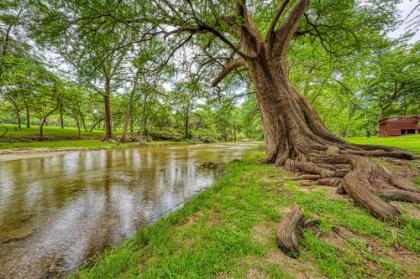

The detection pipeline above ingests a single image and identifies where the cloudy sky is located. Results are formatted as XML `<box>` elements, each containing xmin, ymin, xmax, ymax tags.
<box><xmin>390</xmin><ymin>0</ymin><xmax>420</xmax><ymax>42</ymax></box>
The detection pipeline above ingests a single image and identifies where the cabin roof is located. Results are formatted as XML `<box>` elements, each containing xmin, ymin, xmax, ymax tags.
<box><xmin>378</xmin><ymin>115</ymin><xmax>420</xmax><ymax>125</ymax></box>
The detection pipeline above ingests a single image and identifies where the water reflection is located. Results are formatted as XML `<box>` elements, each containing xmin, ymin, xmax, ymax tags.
<box><xmin>0</xmin><ymin>142</ymin><xmax>259</xmax><ymax>278</ymax></box>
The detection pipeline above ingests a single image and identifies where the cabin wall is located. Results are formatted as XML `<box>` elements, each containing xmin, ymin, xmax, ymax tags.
<box><xmin>378</xmin><ymin>116</ymin><xmax>420</xmax><ymax>137</ymax></box>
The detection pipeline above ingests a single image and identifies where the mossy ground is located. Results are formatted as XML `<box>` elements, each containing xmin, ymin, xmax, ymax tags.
<box><xmin>73</xmin><ymin>151</ymin><xmax>420</xmax><ymax>279</ymax></box>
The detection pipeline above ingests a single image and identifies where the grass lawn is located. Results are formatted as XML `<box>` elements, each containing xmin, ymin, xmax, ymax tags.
<box><xmin>0</xmin><ymin>124</ymin><xmax>107</xmax><ymax>139</ymax></box>
<box><xmin>0</xmin><ymin>125</ymin><xmax>196</xmax><ymax>150</ymax></box>
<box><xmin>73</xmin><ymin>153</ymin><xmax>420</xmax><ymax>279</ymax></box>
<box><xmin>0</xmin><ymin>140</ymin><xmax>194</xmax><ymax>150</ymax></box>
<box><xmin>347</xmin><ymin>134</ymin><xmax>420</xmax><ymax>154</ymax></box>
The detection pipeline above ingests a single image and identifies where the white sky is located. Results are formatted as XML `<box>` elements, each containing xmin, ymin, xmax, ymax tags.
<box><xmin>389</xmin><ymin>0</ymin><xmax>420</xmax><ymax>42</ymax></box>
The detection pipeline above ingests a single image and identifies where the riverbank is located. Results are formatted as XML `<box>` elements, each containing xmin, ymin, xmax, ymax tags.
<box><xmin>0</xmin><ymin>140</ymin><xmax>199</xmax><ymax>162</ymax></box>
<box><xmin>72</xmin><ymin>152</ymin><xmax>420</xmax><ymax>279</ymax></box>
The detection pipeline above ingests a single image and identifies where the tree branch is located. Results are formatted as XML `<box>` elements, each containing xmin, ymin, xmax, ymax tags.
<box><xmin>266</xmin><ymin>0</ymin><xmax>290</xmax><ymax>43</ymax></box>
<box><xmin>273</xmin><ymin>0</ymin><xmax>310</xmax><ymax>56</ymax></box>
<box><xmin>211</xmin><ymin>58</ymin><xmax>246</xmax><ymax>87</ymax></box>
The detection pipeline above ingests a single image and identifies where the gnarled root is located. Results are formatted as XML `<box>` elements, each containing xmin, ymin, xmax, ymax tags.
<box><xmin>282</xmin><ymin>145</ymin><xmax>419</xmax><ymax>220</ymax></box>
<box><xmin>276</xmin><ymin>205</ymin><xmax>305</xmax><ymax>258</ymax></box>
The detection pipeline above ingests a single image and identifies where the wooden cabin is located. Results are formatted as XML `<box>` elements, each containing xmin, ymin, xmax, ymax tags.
<box><xmin>378</xmin><ymin>115</ymin><xmax>420</xmax><ymax>136</ymax></box>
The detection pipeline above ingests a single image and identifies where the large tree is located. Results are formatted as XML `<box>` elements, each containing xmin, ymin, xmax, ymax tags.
<box><xmin>26</xmin><ymin>0</ymin><xmax>419</xmax><ymax>219</ymax></box>
<box><xmin>132</xmin><ymin>0</ymin><xmax>419</xmax><ymax>219</ymax></box>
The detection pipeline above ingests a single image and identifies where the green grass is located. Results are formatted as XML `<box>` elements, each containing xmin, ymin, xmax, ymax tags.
<box><xmin>0</xmin><ymin>125</ymin><xmax>197</xmax><ymax>150</ymax></box>
<box><xmin>72</xmin><ymin>154</ymin><xmax>420</xmax><ymax>279</ymax></box>
<box><xmin>0</xmin><ymin>124</ymin><xmax>107</xmax><ymax>139</ymax></box>
<box><xmin>346</xmin><ymin>134</ymin><xmax>420</xmax><ymax>154</ymax></box>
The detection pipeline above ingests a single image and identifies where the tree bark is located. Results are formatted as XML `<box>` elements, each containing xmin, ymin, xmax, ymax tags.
<box><xmin>75</xmin><ymin>115</ymin><xmax>81</xmax><ymax>139</ymax></box>
<box><xmin>121</xmin><ymin>71</ymin><xmax>140</xmax><ymax>141</ymax></box>
<box><xmin>184</xmin><ymin>113</ymin><xmax>189</xmax><ymax>139</ymax></box>
<box><xmin>8</xmin><ymin>97</ymin><xmax>22</xmax><ymax>129</ymax></box>
<box><xmin>276</xmin><ymin>205</ymin><xmax>304</xmax><ymax>258</ymax></box>
<box><xmin>103</xmin><ymin>77</ymin><xmax>113</xmax><ymax>141</ymax></box>
<box><xmin>247</xmin><ymin>55</ymin><xmax>345</xmax><ymax>164</ymax></box>
<box><xmin>59</xmin><ymin>104</ymin><xmax>64</xmax><ymax>129</ymax></box>
<box><xmin>39</xmin><ymin>98</ymin><xmax>60</xmax><ymax>140</ymax></box>
<box><xmin>24</xmin><ymin>100</ymin><xmax>31</xmax><ymax>128</ymax></box>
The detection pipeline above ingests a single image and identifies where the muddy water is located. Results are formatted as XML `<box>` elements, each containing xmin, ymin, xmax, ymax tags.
<box><xmin>0</xmin><ymin>143</ymin><xmax>260</xmax><ymax>278</ymax></box>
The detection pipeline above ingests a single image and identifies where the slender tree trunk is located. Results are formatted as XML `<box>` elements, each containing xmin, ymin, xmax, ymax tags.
<box><xmin>121</xmin><ymin>71</ymin><xmax>140</xmax><ymax>141</ymax></box>
<box><xmin>80</xmin><ymin>112</ymin><xmax>87</xmax><ymax>131</ymax></box>
<box><xmin>59</xmin><ymin>105</ymin><xmax>64</xmax><ymax>128</ymax></box>
<box><xmin>103</xmin><ymin>77</ymin><xmax>113</xmax><ymax>141</ymax></box>
<box><xmin>130</xmin><ymin>113</ymin><xmax>134</xmax><ymax>133</ymax></box>
<box><xmin>140</xmin><ymin>92</ymin><xmax>149</xmax><ymax>140</ymax></box>
<box><xmin>39</xmin><ymin>104</ymin><xmax>59</xmax><ymax>140</ymax></box>
<box><xmin>75</xmin><ymin>115</ymin><xmax>81</xmax><ymax>139</ymax></box>
<box><xmin>90</xmin><ymin>118</ymin><xmax>103</xmax><ymax>132</ymax></box>
<box><xmin>40</xmin><ymin>119</ymin><xmax>45</xmax><ymax>139</ymax></box>
<box><xmin>17</xmin><ymin>111</ymin><xmax>22</xmax><ymax>129</ymax></box>
<box><xmin>24</xmin><ymin>100</ymin><xmax>31</xmax><ymax>128</ymax></box>
<box><xmin>184</xmin><ymin>114</ymin><xmax>189</xmax><ymax>139</ymax></box>
<box><xmin>7</xmin><ymin>97</ymin><xmax>22</xmax><ymax>129</ymax></box>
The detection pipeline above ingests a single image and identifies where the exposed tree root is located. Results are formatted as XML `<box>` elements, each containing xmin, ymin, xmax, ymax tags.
<box><xmin>276</xmin><ymin>205</ymin><xmax>305</xmax><ymax>258</ymax></box>
<box><xmin>281</xmin><ymin>144</ymin><xmax>419</xmax><ymax>220</ymax></box>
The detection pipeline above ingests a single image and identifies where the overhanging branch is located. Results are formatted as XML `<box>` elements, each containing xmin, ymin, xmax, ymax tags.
<box><xmin>211</xmin><ymin>58</ymin><xmax>246</xmax><ymax>87</ymax></box>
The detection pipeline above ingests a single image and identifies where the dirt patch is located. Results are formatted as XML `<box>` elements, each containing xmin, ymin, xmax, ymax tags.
<box><xmin>246</xmin><ymin>268</ymin><xmax>267</xmax><ymax>279</ymax></box>
<box><xmin>251</xmin><ymin>223</ymin><xmax>276</xmax><ymax>246</ymax></box>
<box><xmin>267</xmin><ymin>250</ymin><xmax>325</xmax><ymax>279</ymax></box>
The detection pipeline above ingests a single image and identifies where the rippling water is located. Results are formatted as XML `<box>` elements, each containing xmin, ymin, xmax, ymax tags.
<box><xmin>0</xmin><ymin>142</ymin><xmax>259</xmax><ymax>278</ymax></box>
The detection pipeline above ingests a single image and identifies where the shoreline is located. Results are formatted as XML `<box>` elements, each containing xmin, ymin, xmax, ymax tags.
<box><xmin>0</xmin><ymin>140</ymin><xmax>211</xmax><ymax>162</ymax></box>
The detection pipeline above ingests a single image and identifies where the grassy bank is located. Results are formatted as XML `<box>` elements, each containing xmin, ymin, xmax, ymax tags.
<box><xmin>0</xmin><ymin>139</ymin><xmax>196</xmax><ymax>150</ymax></box>
<box><xmin>347</xmin><ymin>134</ymin><xmax>420</xmax><ymax>154</ymax></box>
<box><xmin>0</xmin><ymin>125</ymin><xmax>198</xmax><ymax>150</ymax></box>
<box><xmin>73</xmin><ymin>152</ymin><xmax>420</xmax><ymax>279</ymax></box>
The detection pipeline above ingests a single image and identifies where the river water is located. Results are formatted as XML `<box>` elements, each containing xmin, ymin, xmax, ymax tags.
<box><xmin>0</xmin><ymin>143</ymin><xmax>259</xmax><ymax>278</ymax></box>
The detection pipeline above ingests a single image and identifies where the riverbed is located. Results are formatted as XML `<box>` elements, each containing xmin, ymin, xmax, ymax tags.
<box><xmin>0</xmin><ymin>142</ymin><xmax>260</xmax><ymax>278</ymax></box>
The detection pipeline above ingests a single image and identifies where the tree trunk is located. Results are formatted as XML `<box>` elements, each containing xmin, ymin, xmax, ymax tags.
<box><xmin>75</xmin><ymin>115</ymin><xmax>81</xmax><ymax>139</ymax></box>
<box><xmin>90</xmin><ymin>118</ymin><xmax>103</xmax><ymax>132</ymax></box>
<box><xmin>247</xmin><ymin>56</ymin><xmax>344</xmax><ymax>164</ymax></box>
<box><xmin>16</xmin><ymin>109</ymin><xmax>22</xmax><ymax>129</ymax></box>
<box><xmin>24</xmin><ymin>100</ymin><xmax>31</xmax><ymax>128</ymax></box>
<box><xmin>207</xmin><ymin>0</ymin><xmax>417</xmax><ymax>221</ymax></box>
<box><xmin>8</xmin><ymin>97</ymin><xmax>22</xmax><ymax>129</ymax></box>
<box><xmin>130</xmin><ymin>113</ymin><xmax>134</xmax><ymax>133</ymax></box>
<box><xmin>59</xmin><ymin>105</ymin><xmax>64</xmax><ymax>129</ymax></box>
<box><xmin>40</xmin><ymin>118</ymin><xmax>46</xmax><ymax>140</ymax></box>
<box><xmin>121</xmin><ymin>71</ymin><xmax>140</xmax><ymax>141</ymax></box>
<box><xmin>245</xmin><ymin>54</ymin><xmax>416</xmax><ymax>220</ymax></box>
<box><xmin>39</xmin><ymin>103</ymin><xmax>59</xmax><ymax>140</ymax></box>
<box><xmin>103</xmin><ymin>77</ymin><xmax>113</xmax><ymax>141</ymax></box>
<box><xmin>184</xmin><ymin>114</ymin><xmax>189</xmax><ymax>139</ymax></box>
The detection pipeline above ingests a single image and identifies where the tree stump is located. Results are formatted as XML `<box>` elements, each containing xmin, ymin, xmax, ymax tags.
<box><xmin>276</xmin><ymin>205</ymin><xmax>305</xmax><ymax>258</ymax></box>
